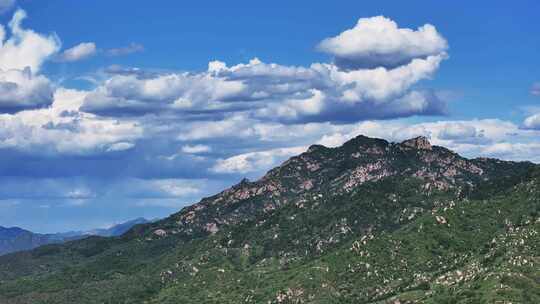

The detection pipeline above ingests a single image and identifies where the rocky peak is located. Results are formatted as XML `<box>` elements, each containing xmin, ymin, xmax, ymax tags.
<box><xmin>239</xmin><ymin>178</ymin><xmax>251</xmax><ymax>185</ymax></box>
<box><xmin>343</xmin><ymin>135</ymin><xmax>389</xmax><ymax>149</ymax></box>
<box><xmin>400</xmin><ymin>136</ymin><xmax>432</xmax><ymax>150</ymax></box>
<box><xmin>306</xmin><ymin>144</ymin><xmax>327</xmax><ymax>153</ymax></box>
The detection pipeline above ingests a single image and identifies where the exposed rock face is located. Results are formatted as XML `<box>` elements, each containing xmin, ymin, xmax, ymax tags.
<box><xmin>400</xmin><ymin>136</ymin><xmax>432</xmax><ymax>150</ymax></box>
<box><xmin>340</xmin><ymin>161</ymin><xmax>394</xmax><ymax>192</ymax></box>
<box><xmin>153</xmin><ymin>229</ymin><xmax>167</xmax><ymax>237</ymax></box>
<box><xmin>435</xmin><ymin>215</ymin><xmax>448</xmax><ymax>225</ymax></box>
<box><xmin>204</xmin><ymin>222</ymin><xmax>219</xmax><ymax>234</ymax></box>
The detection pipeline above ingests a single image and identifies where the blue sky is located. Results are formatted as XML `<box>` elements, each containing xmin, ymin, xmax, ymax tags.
<box><xmin>0</xmin><ymin>0</ymin><xmax>539</xmax><ymax>233</ymax></box>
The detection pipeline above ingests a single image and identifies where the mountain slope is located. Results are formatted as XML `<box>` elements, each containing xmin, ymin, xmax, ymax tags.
<box><xmin>76</xmin><ymin>217</ymin><xmax>151</xmax><ymax>238</ymax></box>
<box><xmin>0</xmin><ymin>218</ymin><xmax>150</xmax><ymax>256</ymax></box>
<box><xmin>0</xmin><ymin>135</ymin><xmax>538</xmax><ymax>303</ymax></box>
<box><xmin>0</xmin><ymin>227</ymin><xmax>65</xmax><ymax>257</ymax></box>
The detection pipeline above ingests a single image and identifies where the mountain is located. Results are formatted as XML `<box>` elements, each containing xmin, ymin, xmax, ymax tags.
<box><xmin>0</xmin><ymin>135</ymin><xmax>538</xmax><ymax>303</ymax></box>
<box><xmin>0</xmin><ymin>227</ymin><xmax>65</xmax><ymax>257</ymax></box>
<box><xmin>0</xmin><ymin>218</ymin><xmax>150</xmax><ymax>256</ymax></box>
<box><xmin>83</xmin><ymin>217</ymin><xmax>150</xmax><ymax>237</ymax></box>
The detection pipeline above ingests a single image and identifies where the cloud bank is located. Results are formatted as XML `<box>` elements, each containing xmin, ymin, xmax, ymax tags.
<box><xmin>81</xmin><ymin>52</ymin><xmax>447</xmax><ymax>123</ymax></box>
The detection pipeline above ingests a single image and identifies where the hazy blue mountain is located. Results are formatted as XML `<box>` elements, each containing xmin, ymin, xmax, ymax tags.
<box><xmin>0</xmin><ymin>227</ymin><xmax>63</xmax><ymax>256</ymax></box>
<box><xmin>84</xmin><ymin>217</ymin><xmax>150</xmax><ymax>237</ymax></box>
<box><xmin>0</xmin><ymin>218</ymin><xmax>150</xmax><ymax>256</ymax></box>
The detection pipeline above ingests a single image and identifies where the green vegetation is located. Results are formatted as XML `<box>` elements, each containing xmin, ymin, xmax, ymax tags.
<box><xmin>0</xmin><ymin>136</ymin><xmax>538</xmax><ymax>303</ymax></box>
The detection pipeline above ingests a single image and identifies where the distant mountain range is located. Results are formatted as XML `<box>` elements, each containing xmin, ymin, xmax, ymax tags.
<box><xmin>0</xmin><ymin>217</ymin><xmax>150</xmax><ymax>256</ymax></box>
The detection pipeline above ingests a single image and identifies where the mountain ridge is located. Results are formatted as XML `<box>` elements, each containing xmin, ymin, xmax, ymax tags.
<box><xmin>143</xmin><ymin>135</ymin><xmax>528</xmax><ymax>241</ymax></box>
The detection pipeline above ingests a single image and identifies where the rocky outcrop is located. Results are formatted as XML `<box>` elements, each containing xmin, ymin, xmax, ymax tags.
<box><xmin>400</xmin><ymin>136</ymin><xmax>432</xmax><ymax>150</ymax></box>
<box><xmin>153</xmin><ymin>229</ymin><xmax>167</xmax><ymax>237</ymax></box>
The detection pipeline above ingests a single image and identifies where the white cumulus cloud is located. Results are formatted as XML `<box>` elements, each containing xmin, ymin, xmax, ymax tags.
<box><xmin>82</xmin><ymin>55</ymin><xmax>447</xmax><ymax>122</ymax></box>
<box><xmin>57</xmin><ymin>42</ymin><xmax>96</xmax><ymax>62</ymax></box>
<box><xmin>0</xmin><ymin>9</ymin><xmax>60</xmax><ymax>73</ymax></box>
<box><xmin>0</xmin><ymin>9</ymin><xmax>60</xmax><ymax>112</ymax></box>
<box><xmin>181</xmin><ymin>144</ymin><xmax>211</xmax><ymax>154</ymax></box>
<box><xmin>212</xmin><ymin>146</ymin><xmax>306</xmax><ymax>174</ymax></box>
<box><xmin>0</xmin><ymin>67</ymin><xmax>53</xmax><ymax>111</ymax></box>
<box><xmin>523</xmin><ymin>113</ymin><xmax>540</xmax><ymax>130</ymax></box>
<box><xmin>317</xmin><ymin>16</ymin><xmax>448</xmax><ymax>70</ymax></box>
<box><xmin>0</xmin><ymin>88</ymin><xmax>143</xmax><ymax>155</ymax></box>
